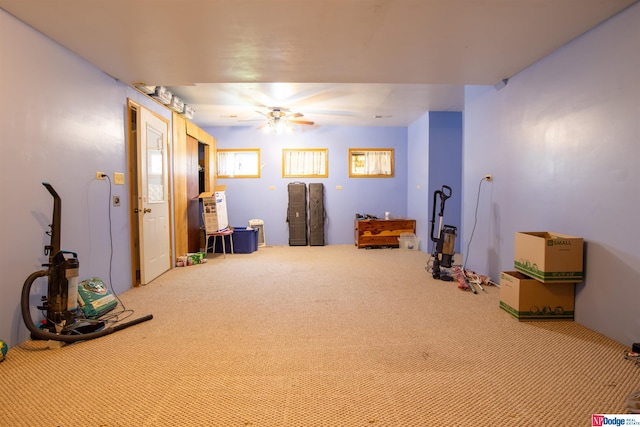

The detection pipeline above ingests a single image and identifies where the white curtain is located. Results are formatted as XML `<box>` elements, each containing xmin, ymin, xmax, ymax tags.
<box><xmin>284</xmin><ymin>150</ymin><xmax>326</xmax><ymax>176</ymax></box>
<box><xmin>363</xmin><ymin>150</ymin><xmax>392</xmax><ymax>175</ymax></box>
<box><xmin>217</xmin><ymin>151</ymin><xmax>258</xmax><ymax>177</ymax></box>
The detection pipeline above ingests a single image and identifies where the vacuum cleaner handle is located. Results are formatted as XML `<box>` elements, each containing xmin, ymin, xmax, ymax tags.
<box><xmin>42</xmin><ymin>182</ymin><xmax>61</xmax><ymax>259</ymax></box>
<box><xmin>441</xmin><ymin>185</ymin><xmax>452</xmax><ymax>199</ymax></box>
<box><xmin>430</xmin><ymin>185</ymin><xmax>453</xmax><ymax>242</ymax></box>
<box><xmin>437</xmin><ymin>185</ymin><xmax>452</xmax><ymax>216</ymax></box>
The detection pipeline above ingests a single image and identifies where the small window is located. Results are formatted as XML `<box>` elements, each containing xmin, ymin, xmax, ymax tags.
<box><xmin>282</xmin><ymin>148</ymin><xmax>328</xmax><ymax>178</ymax></box>
<box><xmin>349</xmin><ymin>148</ymin><xmax>394</xmax><ymax>178</ymax></box>
<box><xmin>217</xmin><ymin>149</ymin><xmax>261</xmax><ymax>178</ymax></box>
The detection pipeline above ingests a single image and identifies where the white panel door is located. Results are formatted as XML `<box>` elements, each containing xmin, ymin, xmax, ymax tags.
<box><xmin>138</xmin><ymin>107</ymin><xmax>171</xmax><ymax>284</ymax></box>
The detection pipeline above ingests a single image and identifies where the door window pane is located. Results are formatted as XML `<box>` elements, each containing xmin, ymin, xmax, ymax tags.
<box><xmin>147</xmin><ymin>126</ymin><xmax>165</xmax><ymax>202</ymax></box>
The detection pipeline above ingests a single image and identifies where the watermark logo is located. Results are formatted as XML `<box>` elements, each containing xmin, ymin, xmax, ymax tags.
<box><xmin>593</xmin><ymin>414</ymin><xmax>640</xmax><ymax>426</ymax></box>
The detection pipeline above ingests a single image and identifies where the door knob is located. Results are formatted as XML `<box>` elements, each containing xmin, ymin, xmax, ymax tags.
<box><xmin>143</xmin><ymin>208</ymin><xmax>152</xmax><ymax>213</ymax></box>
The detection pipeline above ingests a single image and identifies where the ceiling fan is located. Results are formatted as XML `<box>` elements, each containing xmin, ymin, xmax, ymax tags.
<box><xmin>254</xmin><ymin>107</ymin><xmax>314</xmax><ymax>131</ymax></box>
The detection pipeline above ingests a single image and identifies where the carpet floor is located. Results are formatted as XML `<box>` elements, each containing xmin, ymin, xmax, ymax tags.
<box><xmin>1</xmin><ymin>245</ymin><xmax>639</xmax><ymax>426</ymax></box>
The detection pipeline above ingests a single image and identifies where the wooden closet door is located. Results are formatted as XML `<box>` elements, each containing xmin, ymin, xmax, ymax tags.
<box><xmin>186</xmin><ymin>135</ymin><xmax>201</xmax><ymax>253</ymax></box>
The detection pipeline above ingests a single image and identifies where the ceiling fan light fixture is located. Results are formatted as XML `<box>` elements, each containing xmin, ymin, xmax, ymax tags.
<box><xmin>263</xmin><ymin>118</ymin><xmax>293</xmax><ymax>134</ymax></box>
<box><xmin>273</xmin><ymin>120</ymin><xmax>285</xmax><ymax>133</ymax></box>
<box><xmin>254</xmin><ymin>107</ymin><xmax>313</xmax><ymax>132</ymax></box>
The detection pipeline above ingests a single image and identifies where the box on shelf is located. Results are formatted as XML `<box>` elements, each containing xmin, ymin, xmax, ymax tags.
<box><xmin>499</xmin><ymin>271</ymin><xmax>575</xmax><ymax>321</ymax></box>
<box><xmin>151</xmin><ymin>85</ymin><xmax>172</xmax><ymax>104</ymax></box>
<box><xmin>199</xmin><ymin>185</ymin><xmax>228</xmax><ymax>232</ymax></box>
<box><xmin>213</xmin><ymin>227</ymin><xmax>259</xmax><ymax>254</ymax></box>
<box><xmin>514</xmin><ymin>232</ymin><xmax>583</xmax><ymax>283</ymax></box>
<box><xmin>398</xmin><ymin>232</ymin><xmax>420</xmax><ymax>250</ymax></box>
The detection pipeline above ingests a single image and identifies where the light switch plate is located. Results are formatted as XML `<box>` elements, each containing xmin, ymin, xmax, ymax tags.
<box><xmin>114</xmin><ymin>172</ymin><xmax>125</xmax><ymax>185</ymax></box>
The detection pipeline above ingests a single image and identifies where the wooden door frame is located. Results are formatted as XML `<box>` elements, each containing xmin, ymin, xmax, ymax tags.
<box><xmin>172</xmin><ymin>112</ymin><xmax>216</xmax><ymax>259</ymax></box>
<box><xmin>126</xmin><ymin>99</ymin><xmax>173</xmax><ymax>287</ymax></box>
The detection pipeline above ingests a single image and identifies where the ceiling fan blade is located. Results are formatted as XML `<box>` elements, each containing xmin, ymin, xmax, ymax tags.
<box><xmin>283</xmin><ymin>89</ymin><xmax>352</xmax><ymax>108</ymax></box>
<box><xmin>289</xmin><ymin>120</ymin><xmax>315</xmax><ymax>126</ymax></box>
<box><xmin>303</xmin><ymin>109</ymin><xmax>357</xmax><ymax>117</ymax></box>
<box><xmin>238</xmin><ymin>94</ymin><xmax>268</xmax><ymax>109</ymax></box>
<box><xmin>286</xmin><ymin>112</ymin><xmax>303</xmax><ymax>119</ymax></box>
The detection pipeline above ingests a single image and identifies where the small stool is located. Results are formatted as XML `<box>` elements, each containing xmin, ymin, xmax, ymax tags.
<box><xmin>204</xmin><ymin>228</ymin><xmax>234</xmax><ymax>258</ymax></box>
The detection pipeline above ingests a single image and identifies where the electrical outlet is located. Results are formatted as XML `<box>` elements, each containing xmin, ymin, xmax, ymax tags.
<box><xmin>113</xmin><ymin>196</ymin><xmax>121</xmax><ymax>207</ymax></box>
<box><xmin>485</xmin><ymin>174</ymin><xmax>493</xmax><ymax>182</ymax></box>
<box><xmin>96</xmin><ymin>171</ymin><xmax>105</xmax><ymax>180</ymax></box>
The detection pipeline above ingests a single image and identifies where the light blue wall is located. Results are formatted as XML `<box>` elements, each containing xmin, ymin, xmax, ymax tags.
<box><xmin>462</xmin><ymin>2</ymin><xmax>640</xmax><ymax>346</ymax></box>
<box><xmin>407</xmin><ymin>113</ymin><xmax>430</xmax><ymax>250</ymax></box>
<box><xmin>428</xmin><ymin>112</ymin><xmax>463</xmax><ymax>253</ymax></box>
<box><xmin>2</xmin><ymin>1</ymin><xmax>638</xmax><ymax>350</ymax></box>
<box><xmin>203</xmin><ymin>126</ymin><xmax>409</xmax><ymax>246</ymax></box>
<box><xmin>406</xmin><ymin>112</ymin><xmax>463</xmax><ymax>254</ymax></box>
<box><xmin>0</xmin><ymin>9</ymin><xmax>169</xmax><ymax>347</ymax></box>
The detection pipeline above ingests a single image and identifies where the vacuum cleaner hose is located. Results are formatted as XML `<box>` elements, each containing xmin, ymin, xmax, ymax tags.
<box><xmin>21</xmin><ymin>270</ymin><xmax>152</xmax><ymax>343</ymax></box>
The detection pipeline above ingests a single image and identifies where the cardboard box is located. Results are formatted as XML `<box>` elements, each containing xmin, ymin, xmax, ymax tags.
<box><xmin>199</xmin><ymin>185</ymin><xmax>228</xmax><ymax>232</ymax></box>
<box><xmin>514</xmin><ymin>232</ymin><xmax>583</xmax><ymax>283</ymax></box>
<box><xmin>499</xmin><ymin>271</ymin><xmax>575</xmax><ymax>321</ymax></box>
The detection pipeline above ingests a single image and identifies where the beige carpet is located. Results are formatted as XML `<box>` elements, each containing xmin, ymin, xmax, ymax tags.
<box><xmin>2</xmin><ymin>245</ymin><xmax>639</xmax><ymax>426</ymax></box>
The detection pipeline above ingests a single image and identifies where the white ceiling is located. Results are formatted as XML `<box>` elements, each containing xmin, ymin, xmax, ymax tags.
<box><xmin>1</xmin><ymin>0</ymin><xmax>636</xmax><ymax>128</ymax></box>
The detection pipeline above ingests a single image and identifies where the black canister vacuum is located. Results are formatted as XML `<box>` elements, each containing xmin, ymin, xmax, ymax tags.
<box><xmin>21</xmin><ymin>182</ymin><xmax>152</xmax><ymax>343</ymax></box>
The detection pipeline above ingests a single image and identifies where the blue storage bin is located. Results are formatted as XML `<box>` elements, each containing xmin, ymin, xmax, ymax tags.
<box><xmin>213</xmin><ymin>227</ymin><xmax>258</xmax><ymax>254</ymax></box>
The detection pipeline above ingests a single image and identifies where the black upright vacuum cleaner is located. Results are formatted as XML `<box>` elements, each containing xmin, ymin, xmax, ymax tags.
<box><xmin>429</xmin><ymin>185</ymin><xmax>457</xmax><ymax>282</ymax></box>
<box><xmin>21</xmin><ymin>182</ymin><xmax>152</xmax><ymax>343</ymax></box>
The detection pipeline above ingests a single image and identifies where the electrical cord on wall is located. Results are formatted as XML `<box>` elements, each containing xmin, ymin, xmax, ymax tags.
<box><xmin>462</xmin><ymin>176</ymin><xmax>490</xmax><ymax>272</ymax></box>
<box><xmin>98</xmin><ymin>174</ymin><xmax>132</xmax><ymax>322</ymax></box>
